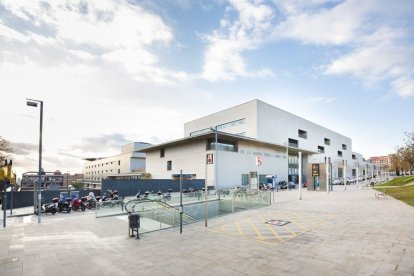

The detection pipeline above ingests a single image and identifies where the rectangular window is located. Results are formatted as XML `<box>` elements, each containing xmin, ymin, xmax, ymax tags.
<box><xmin>167</xmin><ymin>161</ymin><xmax>172</xmax><ymax>171</ymax></box>
<box><xmin>352</xmin><ymin>169</ymin><xmax>356</xmax><ymax>177</ymax></box>
<box><xmin>338</xmin><ymin>151</ymin><xmax>343</xmax><ymax>157</ymax></box>
<box><xmin>118</xmin><ymin>169</ymin><xmax>120</xmax><ymax>174</ymax></box>
<box><xmin>352</xmin><ymin>154</ymin><xmax>356</xmax><ymax>160</ymax></box>
<box><xmin>288</xmin><ymin>138</ymin><xmax>299</xmax><ymax>148</ymax></box>
<box><xmin>317</xmin><ymin>146</ymin><xmax>325</xmax><ymax>153</ymax></box>
<box><xmin>324</xmin><ymin>138</ymin><xmax>331</xmax><ymax>145</ymax></box>
<box><xmin>338</xmin><ymin>167</ymin><xmax>343</xmax><ymax>178</ymax></box>
<box><xmin>118</xmin><ymin>160</ymin><xmax>121</xmax><ymax>165</ymax></box>
<box><xmin>207</xmin><ymin>139</ymin><xmax>238</xmax><ymax>152</ymax></box>
<box><xmin>298</xmin><ymin>129</ymin><xmax>307</xmax><ymax>139</ymax></box>
<box><xmin>160</xmin><ymin>148</ymin><xmax>165</xmax><ymax>158</ymax></box>
<box><xmin>342</xmin><ymin>144</ymin><xmax>347</xmax><ymax>150</ymax></box>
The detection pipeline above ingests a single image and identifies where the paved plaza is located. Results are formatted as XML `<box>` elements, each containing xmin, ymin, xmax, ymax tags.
<box><xmin>1</xmin><ymin>185</ymin><xmax>414</xmax><ymax>275</ymax></box>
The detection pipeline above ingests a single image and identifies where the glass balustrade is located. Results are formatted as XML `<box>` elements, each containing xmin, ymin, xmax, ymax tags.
<box><xmin>95</xmin><ymin>189</ymin><xmax>271</xmax><ymax>234</ymax></box>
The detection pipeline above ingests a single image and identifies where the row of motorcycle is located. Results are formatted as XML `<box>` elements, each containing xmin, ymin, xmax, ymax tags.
<box><xmin>35</xmin><ymin>193</ymin><xmax>98</xmax><ymax>215</ymax></box>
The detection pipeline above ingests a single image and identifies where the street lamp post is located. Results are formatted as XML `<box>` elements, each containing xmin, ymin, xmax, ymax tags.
<box><xmin>298</xmin><ymin>151</ymin><xmax>302</xmax><ymax>200</ymax></box>
<box><xmin>210</xmin><ymin>127</ymin><xmax>218</xmax><ymax>198</ymax></box>
<box><xmin>66</xmin><ymin>171</ymin><xmax>70</xmax><ymax>197</ymax></box>
<box><xmin>27</xmin><ymin>98</ymin><xmax>43</xmax><ymax>223</ymax></box>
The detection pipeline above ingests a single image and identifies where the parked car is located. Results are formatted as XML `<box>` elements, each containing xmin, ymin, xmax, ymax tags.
<box><xmin>332</xmin><ymin>178</ymin><xmax>344</xmax><ymax>185</ymax></box>
<box><xmin>346</xmin><ymin>177</ymin><xmax>356</xmax><ymax>184</ymax></box>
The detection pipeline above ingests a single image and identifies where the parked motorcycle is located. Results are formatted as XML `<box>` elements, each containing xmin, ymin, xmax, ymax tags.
<box><xmin>57</xmin><ymin>198</ymin><xmax>72</xmax><ymax>213</ymax></box>
<box><xmin>72</xmin><ymin>197</ymin><xmax>86</xmax><ymax>211</ymax></box>
<box><xmin>96</xmin><ymin>189</ymin><xmax>124</xmax><ymax>209</ymax></box>
<box><xmin>85</xmin><ymin>192</ymin><xmax>97</xmax><ymax>209</ymax></box>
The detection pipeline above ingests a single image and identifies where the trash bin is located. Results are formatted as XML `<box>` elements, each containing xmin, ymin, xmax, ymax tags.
<box><xmin>128</xmin><ymin>214</ymin><xmax>140</xmax><ymax>239</ymax></box>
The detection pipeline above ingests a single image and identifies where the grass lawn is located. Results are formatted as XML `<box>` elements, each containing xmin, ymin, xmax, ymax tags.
<box><xmin>375</xmin><ymin>176</ymin><xmax>414</xmax><ymax>207</ymax></box>
<box><xmin>376</xmin><ymin>176</ymin><xmax>414</xmax><ymax>187</ymax></box>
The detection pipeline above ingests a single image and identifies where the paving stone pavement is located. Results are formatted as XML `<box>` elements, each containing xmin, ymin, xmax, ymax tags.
<box><xmin>1</xmin><ymin>185</ymin><xmax>414</xmax><ymax>276</ymax></box>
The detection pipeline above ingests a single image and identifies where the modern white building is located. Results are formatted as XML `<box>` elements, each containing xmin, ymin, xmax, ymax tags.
<box><xmin>83</xmin><ymin>142</ymin><xmax>150</xmax><ymax>189</ymax></box>
<box><xmin>140</xmin><ymin>100</ymin><xmax>379</xmax><ymax>189</ymax></box>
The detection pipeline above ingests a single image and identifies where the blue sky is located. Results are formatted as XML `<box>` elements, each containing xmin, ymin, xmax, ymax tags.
<box><xmin>1</xmin><ymin>0</ymin><xmax>413</xmax><ymax>177</ymax></box>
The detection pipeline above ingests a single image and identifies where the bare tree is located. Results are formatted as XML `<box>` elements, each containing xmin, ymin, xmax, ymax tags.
<box><xmin>0</xmin><ymin>136</ymin><xmax>13</xmax><ymax>162</ymax></box>
<box><xmin>390</xmin><ymin>132</ymin><xmax>414</xmax><ymax>175</ymax></box>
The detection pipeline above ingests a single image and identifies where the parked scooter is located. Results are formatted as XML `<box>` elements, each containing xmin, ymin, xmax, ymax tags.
<box><xmin>35</xmin><ymin>198</ymin><xmax>58</xmax><ymax>215</ymax></box>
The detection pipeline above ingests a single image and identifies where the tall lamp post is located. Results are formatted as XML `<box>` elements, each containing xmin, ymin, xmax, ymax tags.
<box><xmin>66</xmin><ymin>171</ymin><xmax>70</xmax><ymax>197</ymax></box>
<box><xmin>210</xmin><ymin>127</ymin><xmax>218</xmax><ymax>198</ymax></box>
<box><xmin>27</xmin><ymin>98</ymin><xmax>43</xmax><ymax>223</ymax></box>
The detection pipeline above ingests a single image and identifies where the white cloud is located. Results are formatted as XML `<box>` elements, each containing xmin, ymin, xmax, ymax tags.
<box><xmin>274</xmin><ymin>0</ymin><xmax>370</xmax><ymax>45</ymax></box>
<box><xmin>324</xmin><ymin>42</ymin><xmax>414</xmax><ymax>84</ymax></box>
<box><xmin>391</xmin><ymin>77</ymin><xmax>414</xmax><ymax>98</ymax></box>
<box><xmin>0</xmin><ymin>0</ymin><xmax>186</xmax><ymax>85</ymax></box>
<box><xmin>201</xmin><ymin>0</ymin><xmax>275</xmax><ymax>81</ymax></box>
<box><xmin>272</xmin><ymin>0</ymin><xmax>414</xmax><ymax>98</ymax></box>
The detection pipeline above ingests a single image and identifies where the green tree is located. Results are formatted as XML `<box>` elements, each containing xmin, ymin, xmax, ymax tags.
<box><xmin>71</xmin><ymin>180</ymin><xmax>84</xmax><ymax>190</ymax></box>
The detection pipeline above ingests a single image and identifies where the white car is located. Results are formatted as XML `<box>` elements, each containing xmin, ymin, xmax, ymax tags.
<box><xmin>332</xmin><ymin>178</ymin><xmax>343</xmax><ymax>185</ymax></box>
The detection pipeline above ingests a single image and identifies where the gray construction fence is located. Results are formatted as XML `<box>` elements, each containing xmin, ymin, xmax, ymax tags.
<box><xmin>101</xmin><ymin>178</ymin><xmax>206</xmax><ymax>197</ymax></box>
<box><xmin>2</xmin><ymin>179</ymin><xmax>205</xmax><ymax>210</ymax></box>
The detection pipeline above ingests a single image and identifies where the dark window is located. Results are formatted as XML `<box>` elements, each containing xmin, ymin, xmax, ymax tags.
<box><xmin>118</xmin><ymin>160</ymin><xmax>121</xmax><ymax>165</ymax></box>
<box><xmin>352</xmin><ymin>154</ymin><xmax>356</xmax><ymax>160</ymax></box>
<box><xmin>338</xmin><ymin>167</ymin><xmax>343</xmax><ymax>178</ymax></box>
<box><xmin>324</xmin><ymin>138</ymin><xmax>331</xmax><ymax>145</ymax></box>
<box><xmin>160</xmin><ymin>148</ymin><xmax>165</xmax><ymax>158</ymax></box>
<box><xmin>167</xmin><ymin>161</ymin><xmax>172</xmax><ymax>171</ymax></box>
<box><xmin>338</xmin><ymin>151</ymin><xmax>343</xmax><ymax>157</ymax></box>
<box><xmin>342</xmin><ymin>144</ymin><xmax>347</xmax><ymax>150</ymax></box>
<box><xmin>288</xmin><ymin>138</ymin><xmax>299</xmax><ymax>148</ymax></box>
<box><xmin>298</xmin><ymin>129</ymin><xmax>307</xmax><ymax>139</ymax></box>
<box><xmin>318</xmin><ymin>146</ymin><xmax>325</xmax><ymax>153</ymax></box>
<box><xmin>352</xmin><ymin>169</ymin><xmax>356</xmax><ymax>177</ymax></box>
<box><xmin>118</xmin><ymin>169</ymin><xmax>120</xmax><ymax>174</ymax></box>
<box><xmin>207</xmin><ymin>139</ymin><xmax>238</xmax><ymax>152</ymax></box>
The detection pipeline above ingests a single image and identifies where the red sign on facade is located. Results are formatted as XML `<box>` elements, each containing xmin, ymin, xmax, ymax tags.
<box><xmin>206</xmin><ymin>154</ymin><xmax>213</xmax><ymax>164</ymax></box>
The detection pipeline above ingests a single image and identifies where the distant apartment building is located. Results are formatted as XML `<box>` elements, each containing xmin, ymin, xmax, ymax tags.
<box><xmin>21</xmin><ymin>170</ymin><xmax>64</xmax><ymax>190</ymax></box>
<box><xmin>82</xmin><ymin>142</ymin><xmax>150</xmax><ymax>189</ymax></box>
<box><xmin>369</xmin><ymin>156</ymin><xmax>390</xmax><ymax>168</ymax></box>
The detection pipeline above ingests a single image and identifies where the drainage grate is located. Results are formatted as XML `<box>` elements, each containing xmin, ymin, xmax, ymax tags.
<box><xmin>265</xmin><ymin>219</ymin><xmax>290</xmax><ymax>226</ymax></box>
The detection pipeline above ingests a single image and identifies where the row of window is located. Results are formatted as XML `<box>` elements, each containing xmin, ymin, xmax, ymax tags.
<box><xmin>86</xmin><ymin>160</ymin><xmax>121</xmax><ymax>169</ymax></box>
<box><xmin>290</xmin><ymin>137</ymin><xmax>347</xmax><ymax>156</ymax></box>
<box><xmin>86</xmin><ymin>169</ymin><xmax>121</xmax><ymax>174</ymax></box>
<box><xmin>189</xmin><ymin>118</ymin><xmax>246</xmax><ymax>136</ymax></box>
<box><xmin>296</xmin><ymin>130</ymin><xmax>347</xmax><ymax>150</ymax></box>
<box><xmin>160</xmin><ymin>138</ymin><xmax>238</xmax><ymax>158</ymax></box>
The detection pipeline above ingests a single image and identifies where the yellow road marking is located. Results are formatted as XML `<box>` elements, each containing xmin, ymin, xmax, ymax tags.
<box><xmin>260</xmin><ymin>216</ymin><xmax>283</xmax><ymax>242</ymax></box>
<box><xmin>283</xmin><ymin>211</ymin><xmax>318</xmax><ymax>227</ymax></box>
<box><xmin>276</xmin><ymin>213</ymin><xmax>310</xmax><ymax>232</ymax></box>
<box><xmin>283</xmin><ymin>224</ymin><xmax>297</xmax><ymax>237</ymax></box>
<box><xmin>248</xmin><ymin>218</ymin><xmax>264</xmax><ymax>240</ymax></box>
<box><xmin>236</xmin><ymin>222</ymin><xmax>243</xmax><ymax>236</ymax></box>
<box><xmin>208</xmin><ymin>211</ymin><xmax>334</xmax><ymax>246</ymax></box>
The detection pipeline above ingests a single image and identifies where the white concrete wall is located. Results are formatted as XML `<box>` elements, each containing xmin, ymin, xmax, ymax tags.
<box><xmin>145</xmin><ymin>140</ymin><xmax>208</xmax><ymax>180</ymax></box>
<box><xmin>184</xmin><ymin>100</ymin><xmax>258</xmax><ymax>137</ymax></box>
<box><xmin>185</xmin><ymin>100</ymin><xmax>355</xmax><ymax>170</ymax></box>
<box><xmin>256</xmin><ymin>100</ymin><xmax>352</xmax><ymax>164</ymax></box>
<box><xmin>216</xmin><ymin>141</ymin><xmax>288</xmax><ymax>188</ymax></box>
<box><xmin>145</xmin><ymin>138</ymin><xmax>288</xmax><ymax>189</ymax></box>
